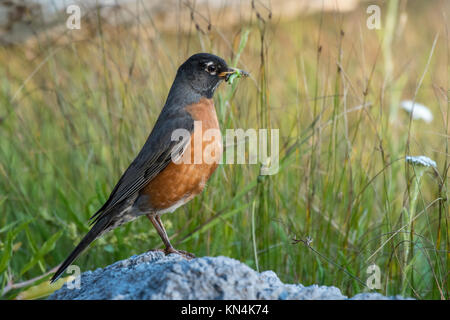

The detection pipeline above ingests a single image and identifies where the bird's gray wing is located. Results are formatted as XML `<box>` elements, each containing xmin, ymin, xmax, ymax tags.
<box><xmin>51</xmin><ymin>109</ymin><xmax>193</xmax><ymax>283</ymax></box>
<box><xmin>90</xmin><ymin>109</ymin><xmax>194</xmax><ymax>224</ymax></box>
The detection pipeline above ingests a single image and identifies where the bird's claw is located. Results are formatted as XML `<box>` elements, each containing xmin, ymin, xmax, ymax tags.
<box><xmin>164</xmin><ymin>247</ymin><xmax>196</xmax><ymax>260</ymax></box>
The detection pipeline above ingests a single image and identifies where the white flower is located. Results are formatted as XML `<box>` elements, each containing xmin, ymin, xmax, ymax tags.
<box><xmin>400</xmin><ymin>100</ymin><xmax>433</xmax><ymax>123</ymax></box>
<box><xmin>405</xmin><ymin>155</ymin><xmax>437</xmax><ymax>168</ymax></box>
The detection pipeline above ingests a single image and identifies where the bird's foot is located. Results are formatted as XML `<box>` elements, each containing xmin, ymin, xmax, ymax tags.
<box><xmin>164</xmin><ymin>246</ymin><xmax>196</xmax><ymax>260</ymax></box>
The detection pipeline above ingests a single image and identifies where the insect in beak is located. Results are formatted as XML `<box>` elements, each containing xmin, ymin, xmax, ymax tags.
<box><xmin>219</xmin><ymin>67</ymin><xmax>249</xmax><ymax>82</ymax></box>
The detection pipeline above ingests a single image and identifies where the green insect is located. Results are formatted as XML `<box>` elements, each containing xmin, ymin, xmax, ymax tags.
<box><xmin>225</xmin><ymin>68</ymin><xmax>249</xmax><ymax>85</ymax></box>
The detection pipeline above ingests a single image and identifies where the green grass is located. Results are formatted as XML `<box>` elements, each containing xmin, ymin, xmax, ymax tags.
<box><xmin>0</xmin><ymin>1</ymin><xmax>449</xmax><ymax>299</ymax></box>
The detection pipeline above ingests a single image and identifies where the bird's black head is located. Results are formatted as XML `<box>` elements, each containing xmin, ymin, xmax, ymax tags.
<box><xmin>176</xmin><ymin>53</ymin><xmax>245</xmax><ymax>98</ymax></box>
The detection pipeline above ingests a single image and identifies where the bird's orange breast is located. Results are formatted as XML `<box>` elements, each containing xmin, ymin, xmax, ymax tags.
<box><xmin>140</xmin><ymin>98</ymin><xmax>222</xmax><ymax>213</ymax></box>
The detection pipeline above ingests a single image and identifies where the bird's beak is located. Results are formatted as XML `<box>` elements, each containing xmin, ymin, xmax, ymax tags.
<box><xmin>219</xmin><ymin>67</ymin><xmax>249</xmax><ymax>82</ymax></box>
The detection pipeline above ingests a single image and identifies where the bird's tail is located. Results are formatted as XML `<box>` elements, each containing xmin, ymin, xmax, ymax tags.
<box><xmin>50</xmin><ymin>216</ymin><xmax>110</xmax><ymax>283</ymax></box>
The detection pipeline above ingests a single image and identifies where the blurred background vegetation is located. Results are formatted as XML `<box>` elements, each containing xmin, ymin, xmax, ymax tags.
<box><xmin>0</xmin><ymin>0</ymin><xmax>448</xmax><ymax>299</ymax></box>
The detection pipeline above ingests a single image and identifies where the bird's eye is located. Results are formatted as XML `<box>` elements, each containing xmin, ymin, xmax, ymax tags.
<box><xmin>206</xmin><ymin>64</ymin><xmax>217</xmax><ymax>74</ymax></box>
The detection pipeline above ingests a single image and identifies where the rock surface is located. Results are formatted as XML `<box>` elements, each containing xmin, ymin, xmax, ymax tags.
<box><xmin>49</xmin><ymin>251</ymin><xmax>409</xmax><ymax>300</ymax></box>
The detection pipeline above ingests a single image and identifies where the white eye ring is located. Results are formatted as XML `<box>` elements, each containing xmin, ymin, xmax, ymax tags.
<box><xmin>205</xmin><ymin>61</ymin><xmax>217</xmax><ymax>75</ymax></box>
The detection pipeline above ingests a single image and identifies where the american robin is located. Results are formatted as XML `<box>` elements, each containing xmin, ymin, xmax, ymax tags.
<box><xmin>50</xmin><ymin>53</ymin><xmax>248</xmax><ymax>283</ymax></box>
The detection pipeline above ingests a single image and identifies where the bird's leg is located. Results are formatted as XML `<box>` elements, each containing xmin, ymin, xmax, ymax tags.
<box><xmin>146</xmin><ymin>215</ymin><xmax>195</xmax><ymax>259</ymax></box>
<box><xmin>147</xmin><ymin>214</ymin><xmax>173</xmax><ymax>250</ymax></box>
<box><xmin>155</xmin><ymin>215</ymin><xmax>196</xmax><ymax>259</ymax></box>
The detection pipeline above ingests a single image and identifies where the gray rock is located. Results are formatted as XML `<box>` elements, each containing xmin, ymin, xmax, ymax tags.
<box><xmin>48</xmin><ymin>251</ymin><xmax>410</xmax><ymax>300</ymax></box>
